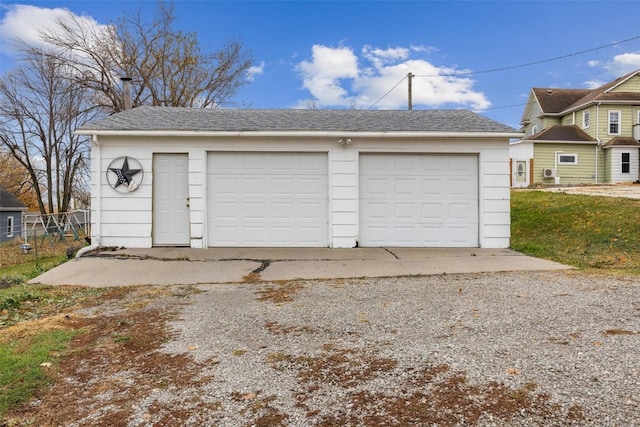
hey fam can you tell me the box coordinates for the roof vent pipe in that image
[121,77,132,111]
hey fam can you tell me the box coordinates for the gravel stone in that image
[150,271,640,426]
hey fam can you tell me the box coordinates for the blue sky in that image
[1,0,640,129]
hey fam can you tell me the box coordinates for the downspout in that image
[595,102,602,184]
[554,151,562,185]
[76,134,101,258]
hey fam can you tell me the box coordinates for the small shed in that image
[77,108,522,249]
[0,185,27,243]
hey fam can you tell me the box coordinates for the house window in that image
[558,154,578,165]
[609,111,621,135]
[531,125,538,136]
[583,110,590,128]
[7,216,14,238]
[622,153,631,174]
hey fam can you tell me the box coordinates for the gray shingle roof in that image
[77,107,518,134]
[0,185,26,210]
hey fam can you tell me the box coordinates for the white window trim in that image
[608,110,621,135]
[531,125,538,136]
[583,110,590,129]
[558,153,578,165]
[7,216,14,238]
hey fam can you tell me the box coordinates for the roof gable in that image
[528,70,640,116]
[0,185,27,210]
[77,108,519,134]
[564,69,640,111]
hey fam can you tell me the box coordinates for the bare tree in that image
[0,50,97,214]
[39,1,253,112]
[1,1,251,214]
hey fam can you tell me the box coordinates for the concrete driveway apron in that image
[29,247,571,287]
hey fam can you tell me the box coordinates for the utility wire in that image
[414,35,640,78]
[367,34,640,109]
[367,75,408,110]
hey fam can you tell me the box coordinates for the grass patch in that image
[0,283,106,328]
[0,328,82,417]
[511,190,640,273]
[0,238,86,281]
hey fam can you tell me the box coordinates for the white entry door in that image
[207,152,328,247]
[153,153,190,246]
[359,153,479,247]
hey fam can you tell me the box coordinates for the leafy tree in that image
[39,0,253,112]
[0,151,40,211]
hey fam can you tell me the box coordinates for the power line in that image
[368,34,640,110]
[367,75,408,110]
[414,35,640,78]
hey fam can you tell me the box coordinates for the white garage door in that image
[207,152,328,247]
[359,154,478,247]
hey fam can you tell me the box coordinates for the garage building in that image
[76,108,521,249]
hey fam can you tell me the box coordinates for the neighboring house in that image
[0,185,27,243]
[76,108,521,249]
[510,69,640,186]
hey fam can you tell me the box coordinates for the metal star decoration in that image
[109,156,142,188]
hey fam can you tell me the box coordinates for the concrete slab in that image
[259,252,570,281]
[28,247,572,287]
[529,184,640,199]
[30,258,262,287]
[113,247,396,261]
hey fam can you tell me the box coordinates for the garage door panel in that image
[450,202,475,220]
[298,177,325,196]
[362,178,388,195]
[422,202,444,220]
[395,179,417,196]
[360,154,478,247]
[208,152,328,247]
[421,178,444,195]
[396,202,418,219]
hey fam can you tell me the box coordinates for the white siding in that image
[608,147,639,183]
[92,135,511,249]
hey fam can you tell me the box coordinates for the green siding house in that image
[510,69,640,186]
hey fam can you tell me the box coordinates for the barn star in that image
[109,156,141,188]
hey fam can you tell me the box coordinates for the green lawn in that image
[511,190,640,273]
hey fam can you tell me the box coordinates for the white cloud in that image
[247,61,265,82]
[0,4,105,54]
[295,43,490,110]
[607,52,640,73]
[295,44,359,107]
[588,51,640,77]
[584,80,605,89]
[362,45,410,67]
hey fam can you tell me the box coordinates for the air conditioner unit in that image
[542,168,556,178]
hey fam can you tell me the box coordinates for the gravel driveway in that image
[124,270,639,427]
[35,270,638,426]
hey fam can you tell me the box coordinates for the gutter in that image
[75,130,525,139]
[77,134,101,257]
